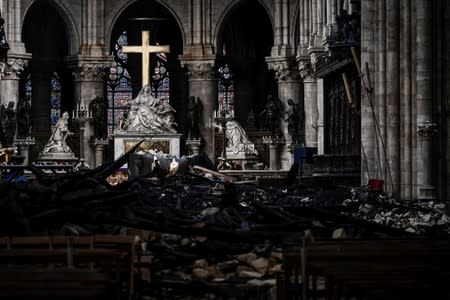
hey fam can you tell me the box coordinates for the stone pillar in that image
[13,137,35,165]
[0,0,30,109]
[376,0,388,184]
[316,78,325,154]
[301,73,318,148]
[417,122,437,200]
[386,0,400,197]
[360,0,376,185]
[66,58,112,167]
[262,136,284,170]
[90,138,109,167]
[0,56,29,107]
[180,60,217,159]
[326,0,338,38]
[186,138,201,156]
[266,57,301,170]
[401,0,413,200]
[416,0,436,200]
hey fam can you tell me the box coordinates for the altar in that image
[113,132,182,159]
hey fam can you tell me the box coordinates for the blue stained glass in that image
[50,73,62,125]
[151,57,170,102]
[25,74,32,98]
[218,64,234,113]
[106,31,133,137]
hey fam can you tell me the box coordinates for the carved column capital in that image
[297,57,313,79]
[0,55,31,79]
[65,56,114,82]
[308,46,328,72]
[181,60,217,80]
[417,121,437,138]
[266,56,300,82]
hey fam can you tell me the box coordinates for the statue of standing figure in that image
[17,96,32,138]
[187,96,201,139]
[286,98,300,145]
[43,111,73,153]
[1,101,17,147]
[89,96,108,139]
[259,94,282,135]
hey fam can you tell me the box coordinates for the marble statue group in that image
[119,84,177,134]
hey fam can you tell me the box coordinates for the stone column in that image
[303,75,318,148]
[179,60,217,159]
[401,0,413,200]
[262,136,284,170]
[90,138,109,167]
[376,0,387,184]
[14,137,35,165]
[266,57,301,170]
[416,0,436,200]
[186,138,202,156]
[0,0,30,110]
[66,58,112,167]
[316,78,325,154]
[417,122,437,200]
[386,0,400,197]
[360,0,376,186]
[0,56,29,107]
[326,0,338,38]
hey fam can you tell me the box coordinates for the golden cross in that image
[121,30,170,87]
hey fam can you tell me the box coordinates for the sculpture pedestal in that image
[262,136,284,170]
[90,138,109,167]
[113,132,182,160]
[37,152,78,165]
[186,138,202,156]
[14,137,36,165]
[226,151,260,170]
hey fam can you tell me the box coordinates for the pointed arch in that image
[214,0,274,50]
[22,0,80,55]
[105,0,185,51]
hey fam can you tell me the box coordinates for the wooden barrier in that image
[0,235,135,300]
[280,239,450,300]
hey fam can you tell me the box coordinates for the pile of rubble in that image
[1,146,449,298]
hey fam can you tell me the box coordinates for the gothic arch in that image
[105,0,185,51]
[214,0,275,128]
[22,0,80,56]
[214,0,274,50]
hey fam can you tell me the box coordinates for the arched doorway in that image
[22,0,73,145]
[107,0,185,138]
[216,0,274,129]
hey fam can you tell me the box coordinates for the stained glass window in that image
[106,31,133,137]
[218,64,234,113]
[151,51,170,104]
[25,74,32,99]
[50,72,62,126]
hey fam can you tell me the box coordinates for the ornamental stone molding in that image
[65,56,113,82]
[297,57,313,79]
[266,57,300,82]
[181,61,216,80]
[308,46,328,72]
[0,56,30,79]
[417,121,437,138]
